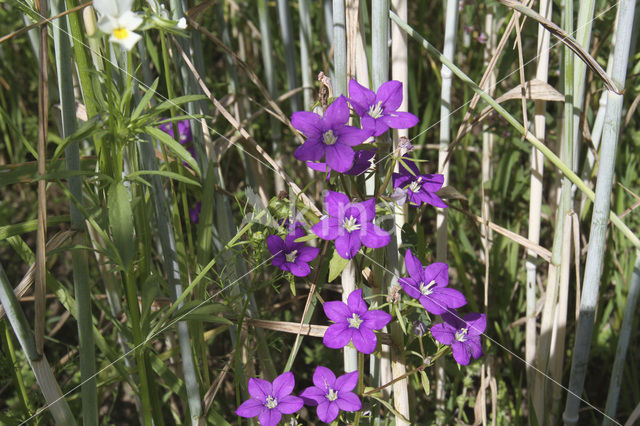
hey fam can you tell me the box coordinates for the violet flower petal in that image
[259,409,281,426]
[334,370,358,392]
[376,80,403,111]
[299,386,325,405]
[317,400,340,423]
[346,289,367,314]
[272,372,295,399]
[451,341,472,365]
[324,95,350,125]
[324,301,351,323]
[424,262,449,287]
[294,138,324,162]
[312,217,341,240]
[323,323,352,349]
[430,323,455,345]
[335,232,361,259]
[312,366,337,389]
[361,309,392,330]
[266,235,285,255]
[291,111,324,138]
[325,143,355,173]
[248,377,271,400]
[277,395,304,414]
[383,111,419,130]
[352,326,377,354]
[336,392,362,412]
[235,398,264,418]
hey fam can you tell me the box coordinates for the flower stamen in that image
[408,177,423,193]
[455,327,469,342]
[368,101,384,119]
[285,250,298,263]
[419,279,437,296]
[113,27,129,40]
[347,313,363,329]
[323,130,337,146]
[342,216,361,232]
[265,395,278,409]
[326,388,339,402]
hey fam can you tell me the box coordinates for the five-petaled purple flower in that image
[348,79,419,137]
[399,249,466,315]
[235,371,304,426]
[431,311,486,365]
[312,191,390,259]
[300,366,361,424]
[323,289,391,354]
[267,226,319,277]
[292,96,372,173]
[392,156,447,208]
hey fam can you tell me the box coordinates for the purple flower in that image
[235,372,304,426]
[300,366,361,423]
[292,96,372,173]
[189,201,201,224]
[392,156,447,208]
[430,311,486,365]
[158,119,192,144]
[399,249,466,315]
[348,79,419,137]
[323,289,391,354]
[267,226,319,277]
[306,149,376,178]
[312,191,390,259]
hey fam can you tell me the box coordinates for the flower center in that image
[113,27,129,40]
[326,388,339,402]
[347,313,363,329]
[285,250,298,263]
[455,327,469,342]
[342,216,361,232]
[419,279,437,296]
[368,101,384,119]
[265,395,278,409]
[323,129,337,146]
[408,177,423,193]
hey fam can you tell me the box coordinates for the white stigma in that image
[368,101,384,119]
[348,313,363,329]
[455,327,469,342]
[323,129,337,145]
[285,250,298,263]
[265,395,278,409]
[342,216,361,232]
[326,388,339,402]
[419,279,436,296]
[408,177,423,193]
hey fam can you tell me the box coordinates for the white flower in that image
[94,0,143,51]
[176,17,187,30]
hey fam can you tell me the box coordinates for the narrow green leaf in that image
[127,170,201,187]
[419,370,430,396]
[107,182,135,269]
[146,126,201,176]
[328,250,349,282]
[131,78,159,120]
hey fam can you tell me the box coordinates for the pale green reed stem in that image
[535,0,575,418]
[276,0,300,112]
[0,263,76,426]
[299,0,313,110]
[526,0,552,399]
[435,0,458,421]
[51,1,97,423]
[257,0,285,192]
[603,251,640,425]
[563,0,638,423]
[389,11,640,250]
[332,0,347,95]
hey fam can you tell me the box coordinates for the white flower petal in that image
[177,17,187,29]
[119,11,143,31]
[110,31,142,51]
[93,0,119,17]
[97,15,118,34]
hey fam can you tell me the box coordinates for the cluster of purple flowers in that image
[238,79,486,424]
[236,367,361,425]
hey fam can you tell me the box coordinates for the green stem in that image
[1,321,32,416]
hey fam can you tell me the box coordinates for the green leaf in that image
[127,170,201,187]
[131,78,159,120]
[146,126,201,176]
[419,370,430,396]
[365,390,412,423]
[293,233,317,243]
[172,301,232,324]
[107,182,135,269]
[328,250,349,282]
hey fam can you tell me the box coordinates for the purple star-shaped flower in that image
[323,289,391,354]
[306,149,377,179]
[431,311,486,365]
[399,249,466,315]
[235,371,304,426]
[300,366,361,423]
[267,226,319,277]
[348,79,419,137]
[158,119,193,144]
[312,191,390,259]
[392,156,447,208]
[292,96,372,173]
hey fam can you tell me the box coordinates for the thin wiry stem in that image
[564,0,638,423]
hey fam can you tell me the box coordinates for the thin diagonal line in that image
[360,251,621,425]
[18,253,279,426]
